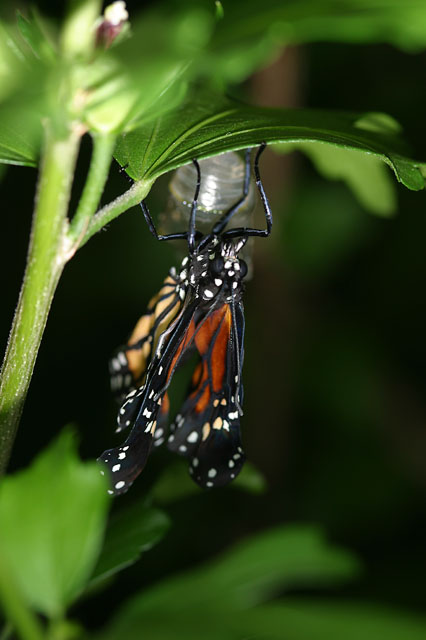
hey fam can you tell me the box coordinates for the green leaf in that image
[114,92,424,193]
[161,0,426,86]
[205,525,360,606]
[98,525,360,639]
[16,10,56,63]
[246,599,426,640]
[208,0,426,55]
[0,430,109,618]
[89,501,170,587]
[0,107,41,167]
[0,20,45,166]
[279,142,397,216]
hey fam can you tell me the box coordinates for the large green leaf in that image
[115,93,424,193]
[97,524,426,640]
[89,501,170,587]
[0,430,109,618]
[98,525,359,639]
[205,525,359,606]
[3,2,426,174]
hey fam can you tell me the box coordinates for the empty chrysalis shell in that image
[160,151,256,274]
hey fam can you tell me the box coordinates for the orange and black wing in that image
[167,301,246,488]
[99,300,198,495]
[110,270,182,432]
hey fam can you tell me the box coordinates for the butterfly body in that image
[99,145,271,495]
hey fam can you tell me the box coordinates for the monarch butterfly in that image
[99,143,272,495]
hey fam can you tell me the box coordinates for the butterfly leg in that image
[140,158,202,248]
[210,148,253,236]
[221,142,273,240]
[140,200,189,242]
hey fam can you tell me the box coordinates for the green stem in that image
[78,178,154,249]
[67,132,117,251]
[0,553,44,640]
[0,124,81,474]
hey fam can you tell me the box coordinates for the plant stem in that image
[0,124,81,474]
[67,131,117,252]
[78,178,154,249]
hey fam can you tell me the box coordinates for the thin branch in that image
[78,178,154,249]
[67,131,117,254]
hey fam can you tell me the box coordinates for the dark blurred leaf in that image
[0,430,109,617]
[98,597,426,640]
[279,142,396,216]
[89,501,170,587]
[151,461,203,504]
[205,525,360,606]
[232,461,268,494]
[293,321,412,534]
[99,610,236,640]
[208,0,426,55]
[98,525,360,639]
[119,0,426,94]
[115,92,424,192]
[152,460,266,505]
[246,599,426,640]
[284,181,373,279]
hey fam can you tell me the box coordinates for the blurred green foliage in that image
[98,525,360,639]
[152,459,267,504]
[279,142,397,216]
[89,499,171,587]
[0,430,109,618]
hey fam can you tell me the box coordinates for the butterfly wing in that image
[99,300,198,495]
[110,271,182,411]
[168,301,246,488]
[110,272,184,437]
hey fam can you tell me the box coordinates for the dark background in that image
[1,2,425,627]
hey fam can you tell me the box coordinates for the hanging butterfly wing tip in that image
[97,447,132,496]
[190,449,246,489]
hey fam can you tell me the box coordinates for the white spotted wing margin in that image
[109,270,182,410]
[98,301,198,496]
[168,301,246,489]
